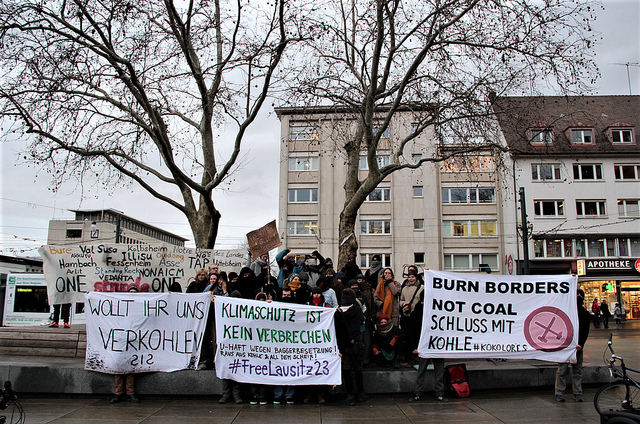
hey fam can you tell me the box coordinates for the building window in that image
[413,219,424,231]
[288,188,318,203]
[441,155,495,172]
[534,237,639,258]
[614,164,640,180]
[66,229,82,238]
[573,164,603,180]
[444,254,498,272]
[411,154,422,163]
[365,188,391,202]
[442,187,495,204]
[360,220,391,235]
[533,200,564,217]
[530,129,553,145]
[360,253,392,269]
[289,125,318,141]
[413,186,423,197]
[570,129,594,144]
[289,156,318,171]
[442,221,497,237]
[287,221,318,235]
[359,155,390,170]
[531,164,561,181]
[618,199,640,217]
[610,128,634,144]
[372,124,390,139]
[576,200,606,217]
[414,252,425,264]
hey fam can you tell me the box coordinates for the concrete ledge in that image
[0,360,615,396]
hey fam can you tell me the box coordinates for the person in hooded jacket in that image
[336,288,369,406]
[340,254,362,282]
[365,255,384,292]
[229,267,259,300]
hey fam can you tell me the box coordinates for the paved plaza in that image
[12,387,603,424]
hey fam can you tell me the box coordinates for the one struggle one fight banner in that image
[417,270,578,363]
[84,292,211,374]
[214,297,341,385]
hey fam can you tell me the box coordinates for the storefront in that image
[577,258,640,320]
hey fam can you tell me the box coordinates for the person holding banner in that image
[49,303,71,328]
[555,288,591,403]
[110,286,141,404]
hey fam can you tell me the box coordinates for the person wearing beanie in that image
[337,288,369,406]
[284,274,311,304]
[317,276,338,307]
[555,286,591,402]
[371,314,405,369]
[276,248,302,288]
[340,253,362,282]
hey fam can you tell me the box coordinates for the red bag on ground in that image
[445,364,470,398]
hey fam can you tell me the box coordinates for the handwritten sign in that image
[214,297,341,385]
[246,220,282,258]
[417,270,578,363]
[84,292,211,374]
[38,244,249,304]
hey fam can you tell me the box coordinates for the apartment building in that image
[495,95,640,318]
[275,106,514,276]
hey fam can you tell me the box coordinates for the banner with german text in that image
[84,292,211,373]
[214,297,341,385]
[417,270,578,363]
[38,244,248,304]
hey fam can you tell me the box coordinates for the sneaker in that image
[128,395,140,403]
[318,394,326,404]
[110,395,123,404]
[260,398,268,405]
[356,392,369,402]
[342,395,356,406]
[234,395,243,404]
[408,395,421,403]
[63,323,70,329]
[273,397,282,405]
[555,395,565,402]
[49,322,59,328]
[303,395,312,404]
[286,398,295,405]
[250,397,258,405]
[436,395,449,403]
[219,395,231,404]
[574,395,583,402]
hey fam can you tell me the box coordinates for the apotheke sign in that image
[585,259,636,271]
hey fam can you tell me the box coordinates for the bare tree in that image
[0,0,303,248]
[283,0,600,267]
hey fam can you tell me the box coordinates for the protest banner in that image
[84,292,211,374]
[246,220,282,258]
[417,270,578,363]
[38,244,248,304]
[214,296,341,385]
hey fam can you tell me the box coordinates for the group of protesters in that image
[181,248,446,406]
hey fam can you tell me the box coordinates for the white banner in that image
[214,297,341,385]
[38,244,249,304]
[84,292,211,374]
[417,270,578,363]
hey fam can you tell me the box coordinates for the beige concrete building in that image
[275,107,513,275]
[47,209,187,247]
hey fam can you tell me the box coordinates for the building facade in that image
[495,95,640,319]
[47,209,187,247]
[275,107,515,277]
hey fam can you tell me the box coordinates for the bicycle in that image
[593,334,640,418]
[0,381,25,424]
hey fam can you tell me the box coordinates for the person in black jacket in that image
[555,287,591,402]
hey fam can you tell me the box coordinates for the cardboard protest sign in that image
[417,270,578,363]
[38,244,248,304]
[214,297,341,385]
[246,220,282,258]
[84,292,211,374]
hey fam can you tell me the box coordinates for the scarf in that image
[375,277,395,318]
[376,319,393,336]
[288,278,301,291]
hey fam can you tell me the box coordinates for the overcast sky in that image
[1,1,639,257]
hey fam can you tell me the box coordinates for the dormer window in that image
[570,128,594,144]
[530,128,553,145]
[610,128,635,144]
